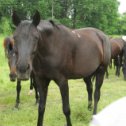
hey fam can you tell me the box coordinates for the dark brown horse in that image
[109,37,126,77]
[12,11,111,126]
[3,36,39,108]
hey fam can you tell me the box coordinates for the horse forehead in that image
[15,28,37,43]
[15,21,35,35]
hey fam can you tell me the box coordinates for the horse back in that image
[110,38,124,58]
[73,28,111,65]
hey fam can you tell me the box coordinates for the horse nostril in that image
[17,64,30,73]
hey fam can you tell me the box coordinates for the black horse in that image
[3,36,39,108]
[12,11,111,126]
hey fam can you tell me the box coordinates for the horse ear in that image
[32,10,40,27]
[12,11,21,26]
[49,20,55,26]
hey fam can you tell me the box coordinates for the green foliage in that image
[116,13,126,35]
[74,0,119,34]
[0,35,8,67]
[0,0,125,35]
[59,18,72,27]
[0,17,12,34]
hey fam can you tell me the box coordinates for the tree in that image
[0,0,124,35]
[70,0,119,33]
[117,13,126,35]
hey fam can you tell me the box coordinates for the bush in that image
[0,17,12,35]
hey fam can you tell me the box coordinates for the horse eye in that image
[32,50,36,56]
[14,48,18,55]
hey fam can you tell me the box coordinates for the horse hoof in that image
[28,90,33,95]
[15,104,19,109]
[12,106,19,110]
[88,106,92,111]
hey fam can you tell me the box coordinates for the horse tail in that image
[96,30,111,66]
[102,35,111,65]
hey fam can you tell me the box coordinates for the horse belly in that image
[74,59,100,77]
[72,45,102,77]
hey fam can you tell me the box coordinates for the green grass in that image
[0,35,126,126]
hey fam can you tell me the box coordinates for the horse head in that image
[12,10,40,80]
[3,37,17,81]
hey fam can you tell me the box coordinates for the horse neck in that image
[37,31,59,57]
[36,24,76,60]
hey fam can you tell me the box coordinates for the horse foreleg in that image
[28,75,34,95]
[84,77,93,111]
[115,55,121,77]
[105,67,109,78]
[93,66,105,114]
[15,80,21,108]
[33,75,39,104]
[55,78,72,126]
[37,78,50,126]
[28,71,34,95]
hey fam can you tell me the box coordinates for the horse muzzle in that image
[9,73,17,82]
[17,71,30,81]
[16,63,31,80]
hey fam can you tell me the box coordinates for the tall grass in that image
[0,35,126,126]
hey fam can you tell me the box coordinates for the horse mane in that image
[37,20,71,35]
[49,20,56,27]
[37,20,52,35]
